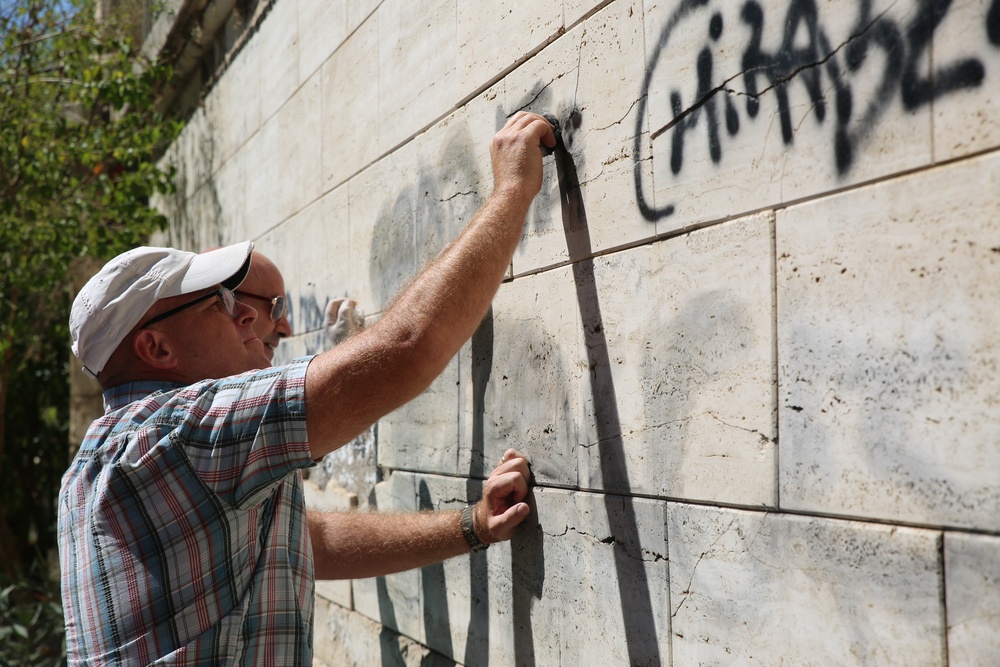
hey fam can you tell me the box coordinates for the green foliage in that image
[0,566,65,667]
[0,0,183,614]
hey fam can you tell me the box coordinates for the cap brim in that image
[172,241,254,296]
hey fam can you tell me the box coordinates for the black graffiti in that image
[990,0,1000,45]
[635,0,994,221]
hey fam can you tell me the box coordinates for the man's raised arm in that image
[305,112,555,458]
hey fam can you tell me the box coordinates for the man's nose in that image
[235,300,258,326]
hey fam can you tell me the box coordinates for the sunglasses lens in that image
[271,296,286,322]
[220,288,238,317]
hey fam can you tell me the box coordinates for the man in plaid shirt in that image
[59,112,556,665]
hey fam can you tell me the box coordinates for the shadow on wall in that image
[549,107,663,665]
[643,289,760,501]
[366,98,658,661]
[419,481,454,661]
[483,312,579,487]
[368,127,485,307]
[781,313,989,526]
[465,311,492,665]
[366,124,492,667]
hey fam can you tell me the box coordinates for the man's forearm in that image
[305,113,554,458]
[308,508,470,580]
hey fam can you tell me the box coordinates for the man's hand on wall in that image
[490,111,558,204]
[474,448,533,544]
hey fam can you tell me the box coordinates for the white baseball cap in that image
[70,241,255,377]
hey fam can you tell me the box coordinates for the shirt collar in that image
[103,380,187,412]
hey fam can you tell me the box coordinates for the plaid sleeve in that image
[151,357,315,509]
[59,357,319,664]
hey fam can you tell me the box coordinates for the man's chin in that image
[244,337,273,365]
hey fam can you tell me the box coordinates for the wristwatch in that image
[461,506,489,552]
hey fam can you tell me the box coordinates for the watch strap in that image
[461,505,489,552]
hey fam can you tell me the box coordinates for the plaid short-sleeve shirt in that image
[58,357,318,666]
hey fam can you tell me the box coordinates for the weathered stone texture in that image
[777,152,1000,530]
[154,0,1000,663]
[581,212,777,504]
[945,531,1000,666]
[320,15,380,191]
[668,504,945,666]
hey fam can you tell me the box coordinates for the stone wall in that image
[152,0,1000,664]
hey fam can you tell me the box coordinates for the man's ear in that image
[133,329,178,370]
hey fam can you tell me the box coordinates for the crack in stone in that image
[439,190,475,202]
[595,97,642,133]
[544,525,667,563]
[672,516,736,619]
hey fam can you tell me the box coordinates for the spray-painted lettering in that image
[635,0,997,221]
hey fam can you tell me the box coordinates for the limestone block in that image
[352,471,423,641]
[377,355,461,475]
[460,266,587,489]
[463,82,512,186]
[149,185,180,246]
[488,486,670,666]
[344,174,401,322]
[243,116,283,237]
[930,0,1000,161]
[321,15,379,191]
[564,0,614,27]
[313,595,450,667]
[391,112,488,288]
[203,35,260,168]
[456,0,564,95]
[354,100,497,299]
[255,0,299,123]
[261,185,352,337]
[348,86,502,317]
[269,328,324,366]
[640,0,933,233]
[153,138,224,253]
[350,146,412,311]
[356,111,497,476]
[271,75,324,229]
[505,0,654,273]
[668,504,944,666]
[377,0,460,153]
[579,213,777,505]
[777,152,1000,530]
[207,155,248,245]
[945,531,1000,666]
[347,0,380,35]
[304,477,360,513]
[297,0,348,83]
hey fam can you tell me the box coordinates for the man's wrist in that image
[460,505,489,552]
